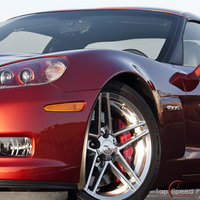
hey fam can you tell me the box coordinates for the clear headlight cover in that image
[0,56,68,88]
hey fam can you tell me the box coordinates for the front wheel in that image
[76,81,160,200]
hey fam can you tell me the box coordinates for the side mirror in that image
[194,64,200,78]
[169,65,200,92]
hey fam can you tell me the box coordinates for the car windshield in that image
[0,10,180,60]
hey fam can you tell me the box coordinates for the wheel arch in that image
[109,73,159,122]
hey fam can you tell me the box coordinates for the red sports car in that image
[0,7,199,200]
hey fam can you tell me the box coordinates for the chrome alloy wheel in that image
[84,89,153,200]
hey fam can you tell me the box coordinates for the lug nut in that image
[89,140,100,149]
[96,157,101,163]
[89,141,96,148]
[103,130,109,138]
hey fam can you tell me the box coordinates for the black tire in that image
[73,81,160,200]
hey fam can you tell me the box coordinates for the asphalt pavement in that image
[0,190,199,200]
[146,190,200,199]
[0,191,68,200]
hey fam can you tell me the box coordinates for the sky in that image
[0,0,199,22]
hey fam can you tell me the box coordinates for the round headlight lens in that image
[45,61,66,82]
[20,69,34,83]
[0,70,12,84]
[0,56,68,88]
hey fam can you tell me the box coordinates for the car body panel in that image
[0,49,186,188]
[174,66,200,176]
[0,83,98,184]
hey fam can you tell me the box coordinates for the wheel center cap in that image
[102,140,115,155]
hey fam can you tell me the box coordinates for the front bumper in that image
[0,83,99,189]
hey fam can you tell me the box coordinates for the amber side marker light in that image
[44,102,86,112]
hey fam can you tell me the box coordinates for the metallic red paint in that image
[0,49,188,188]
[0,83,100,183]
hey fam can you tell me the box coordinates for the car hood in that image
[0,53,39,65]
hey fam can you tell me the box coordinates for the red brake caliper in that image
[115,119,134,182]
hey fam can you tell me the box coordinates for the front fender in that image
[51,49,186,187]
[51,49,149,92]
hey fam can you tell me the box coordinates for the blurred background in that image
[0,0,199,22]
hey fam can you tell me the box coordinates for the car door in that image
[174,21,200,175]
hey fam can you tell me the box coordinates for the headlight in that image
[0,70,12,84]
[0,56,68,88]
[20,69,34,83]
[45,61,66,82]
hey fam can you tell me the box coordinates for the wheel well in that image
[110,73,158,121]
